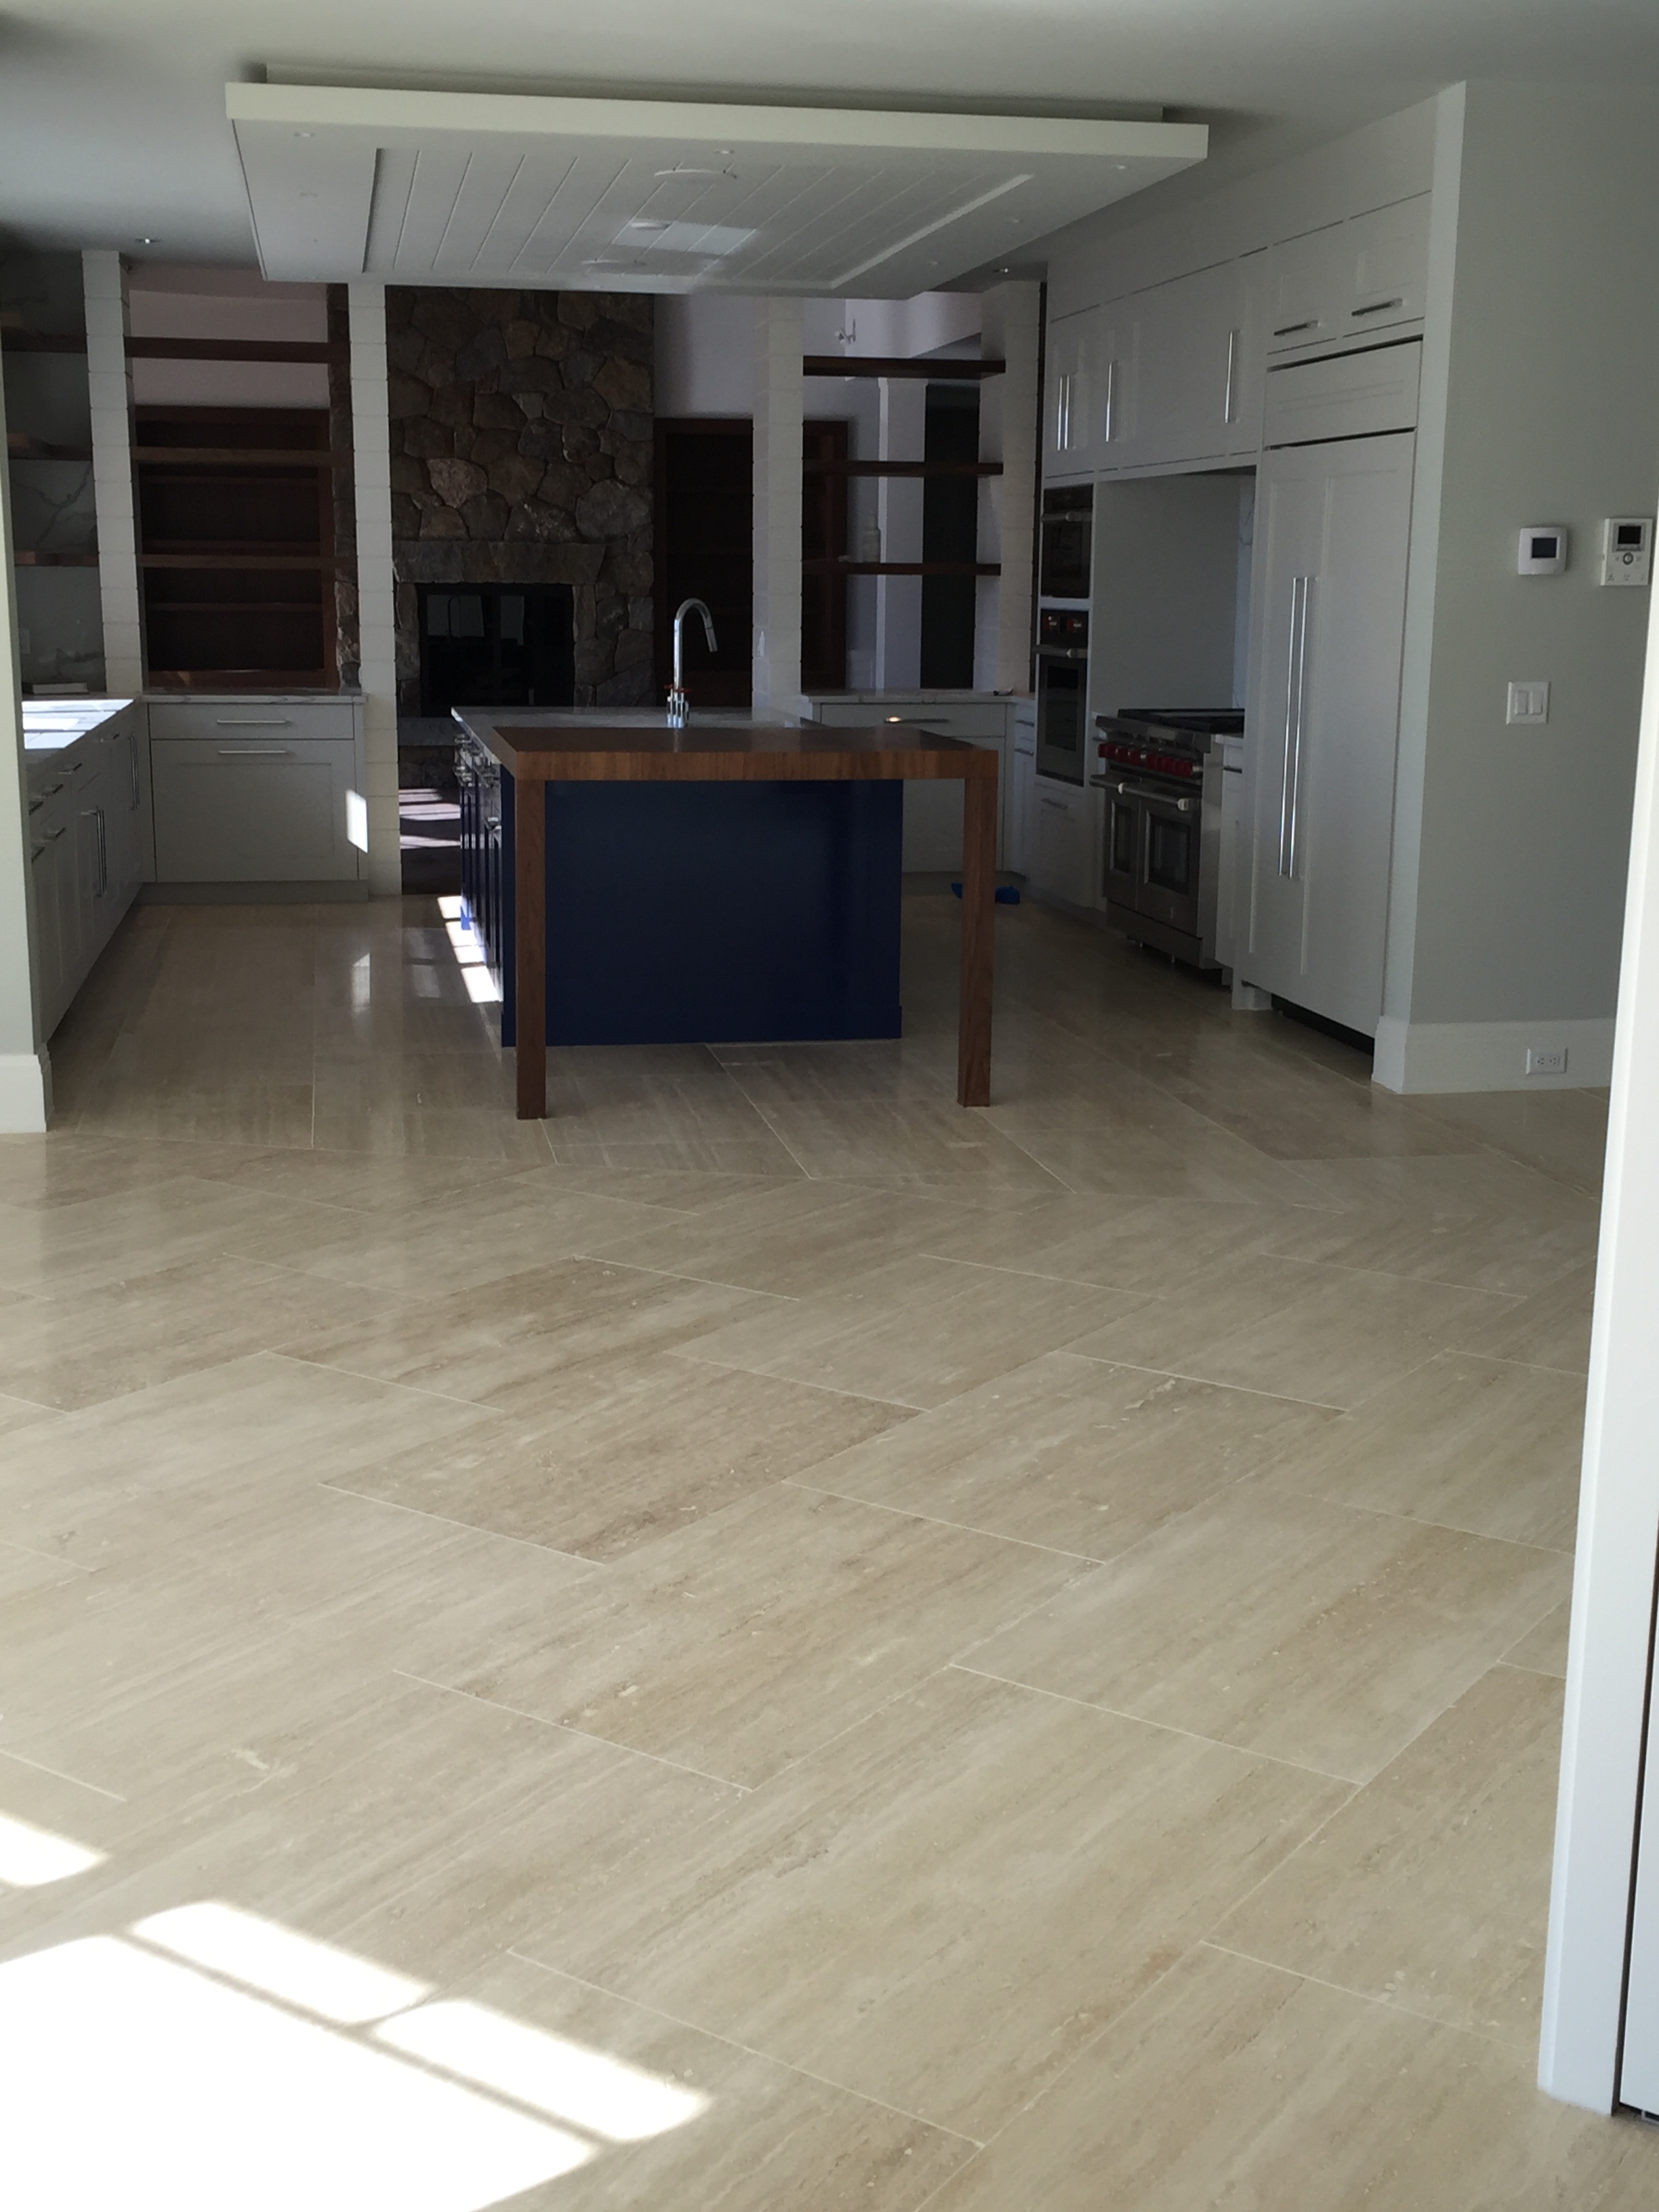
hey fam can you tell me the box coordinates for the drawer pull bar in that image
[1273,319,1318,337]
[1351,297,1404,318]
[216,746,293,757]
[213,717,295,727]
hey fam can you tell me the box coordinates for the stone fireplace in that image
[386,287,655,746]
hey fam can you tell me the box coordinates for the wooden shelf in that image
[14,549,98,567]
[804,355,1004,381]
[7,436,93,462]
[146,599,322,613]
[125,337,342,364]
[131,447,336,467]
[804,560,1002,577]
[139,552,344,571]
[0,321,87,354]
[802,459,1002,478]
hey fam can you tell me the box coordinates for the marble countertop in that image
[22,697,135,752]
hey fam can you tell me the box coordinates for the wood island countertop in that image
[468,716,998,784]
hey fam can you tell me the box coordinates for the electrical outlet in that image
[1507,680,1551,726]
[1526,1046,1568,1076]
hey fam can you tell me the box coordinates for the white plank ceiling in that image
[227,83,1206,296]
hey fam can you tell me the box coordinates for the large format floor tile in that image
[515,1666,1348,2137]
[920,1945,1658,2212]
[1218,1664,1563,2043]
[679,1252,1148,1410]
[408,1483,1088,1788]
[969,1483,1570,1780]
[802,1353,1336,1559]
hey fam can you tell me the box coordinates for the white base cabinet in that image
[1008,703,1038,876]
[807,695,1011,870]
[148,697,365,885]
[1027,775,1100,909]
[1236,430,1416,1036]
[24,699,147,1038]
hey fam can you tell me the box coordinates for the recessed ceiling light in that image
[627,220,669,231]
[134,236,155,245]
[294,130,313,139]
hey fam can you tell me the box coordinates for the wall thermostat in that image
[1600,517,1654,588]
[1517,527,1568,577]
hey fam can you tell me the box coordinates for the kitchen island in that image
[452,710,998,1119]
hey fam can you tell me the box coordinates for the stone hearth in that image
[386,288,654,716]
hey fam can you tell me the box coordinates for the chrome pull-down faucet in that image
[667,598,717,726]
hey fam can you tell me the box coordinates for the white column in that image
[875,377,926,692]
[975,281,1041,694]
[752,296,803,718]
[0,363,48,1130]
[1540,528,1659,2110]
[348,283,400,895]
[81,251,143,697]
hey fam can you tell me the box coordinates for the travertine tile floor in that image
[1,890,1653,2206]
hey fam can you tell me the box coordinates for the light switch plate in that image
[1507,680,1551,725]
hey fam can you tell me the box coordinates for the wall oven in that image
[1036,609,1090,783]
[1093,709,1242,968]
[1039,485,1093,602]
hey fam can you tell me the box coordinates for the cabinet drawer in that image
[151,740,361,882]
[1264,340,1420,447]
[146,699,358,745]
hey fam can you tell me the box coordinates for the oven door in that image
[1135,785,1203,936]
[1103,785,1145,916]
[1035,650,1088,783]
[1040,513,1092,602]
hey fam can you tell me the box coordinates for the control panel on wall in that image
[1517,527,1568,577]
[1600,518,1654,588]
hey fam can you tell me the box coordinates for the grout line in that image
[1,1536,96,1574]
[504,1952,983,2146]
[264,1349,512,1414]
[1060,1350,1349,1414]
[0,1746,129,1801]
[388,1669,751,1795]
[668,1348,933,1413]
[1196,1939,1534,2049]
[947,1664,1359,1785]
[317,1482,594,1567]
[780,1477,1110,1565]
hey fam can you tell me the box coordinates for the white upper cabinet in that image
[1123,260,1269,471]
[1044,306,1103,478]
[1266,194,1430,355]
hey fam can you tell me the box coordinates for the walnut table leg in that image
[957,765,996,1108]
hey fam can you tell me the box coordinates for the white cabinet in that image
[148,695,365,885]
[1237,430,1416,1036]
[152,739,363,883]
[1045,306,1105,478]
[809,696,1010,870]
[1008,703,1037,876]
[1027,775,1099,909]
[1266,195,1430,356]
[1130,262,1242,470]
[23,701,148,1039]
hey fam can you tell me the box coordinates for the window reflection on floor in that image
[0,1831,710,2211]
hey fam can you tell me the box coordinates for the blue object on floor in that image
[949,882,1021,904]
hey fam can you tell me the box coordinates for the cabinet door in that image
[1227,250,1271,456]
[1265,224,1349,354]
[152,741,361,882]
[1044,307,1101,477]
[1242,432,1416,1035]
[900,733,1007,869]
[1029,780,1097,907]
[1344,194,1431,336]
[1133,262,1241,468]
[1009,741,1036,876]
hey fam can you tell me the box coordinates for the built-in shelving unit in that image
[1,266,106,691]
[804,355,1006,380]
[135,403,341,691]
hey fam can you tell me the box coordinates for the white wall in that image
[1376,83,1659,1094]
[0,366,49,1130]
[654,293,756,417]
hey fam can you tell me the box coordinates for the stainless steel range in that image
[1092,708,1243,970]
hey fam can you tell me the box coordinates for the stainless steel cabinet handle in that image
[1056,371,1073,451]
[128,729,140,807]
[1277,575,1312,880]
[1223,329,1240,425]
[1039,795,1070,811]
[1351,297,1404,317]
[216,746,293,757]
[1273,318,1318,337]
[44,825,66,842]
[214,717,294,726]
[1104,357,1119,443]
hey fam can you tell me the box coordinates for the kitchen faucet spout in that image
[668,598,717,726]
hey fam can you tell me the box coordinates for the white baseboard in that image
[1373,1016,1615,1094]
[0,1049,51,1132]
